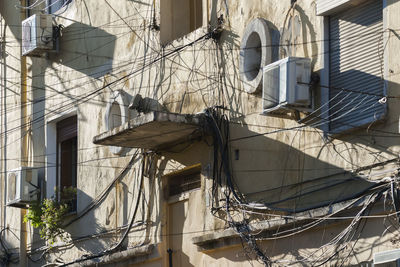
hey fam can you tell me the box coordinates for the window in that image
[47,0,71,14]
[160,0,203,44]
[319,0,385,133]
[56,116,77,211]
[165,164,201,198]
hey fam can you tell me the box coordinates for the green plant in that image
[24,187,76,245]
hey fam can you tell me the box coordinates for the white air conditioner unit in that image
[22,14,54,57]
[262,57,312,115]
[6,167,39,208]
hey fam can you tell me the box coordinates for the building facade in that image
[0,0,400,266]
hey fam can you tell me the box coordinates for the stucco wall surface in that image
[0,0,400,266]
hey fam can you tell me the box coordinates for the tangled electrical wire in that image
[205,107,271,266]
[205,106,400,266]
[0,228,19,265]
[50,151,150,267]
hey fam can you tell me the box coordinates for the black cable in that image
[391,177,400,223]
[57,152,146,267]
[0,228,11,264]
[206,107,271,265]
[2,35,400,147]
[62,152,138,228]
[0,24,216,152]
[0,29,213,152]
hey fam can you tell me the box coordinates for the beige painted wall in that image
[0,0,400,266]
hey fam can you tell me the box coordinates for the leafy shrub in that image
[24,187,76,245]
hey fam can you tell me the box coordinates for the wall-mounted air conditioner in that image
[6,167,39,208]
[262,57,312,115]
[22,14,54,57]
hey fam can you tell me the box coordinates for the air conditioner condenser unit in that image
[262,57,312,115]
[22,14,54,57]
[6,167,39,208]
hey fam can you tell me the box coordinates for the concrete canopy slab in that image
[93,111,206,151]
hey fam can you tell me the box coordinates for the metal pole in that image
[167,248,173,267]
[20,1,28,266]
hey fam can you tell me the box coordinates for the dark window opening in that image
[57,116,77,212]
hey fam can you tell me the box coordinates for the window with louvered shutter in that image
[56,116,77,211]
[166,164,201,198]
[328,0,385,133]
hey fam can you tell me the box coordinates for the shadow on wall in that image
[230,120,395,213]
[0,228,22,265]
[166,118,390,213]
[160,67,400,214]
[49,22,116,79]
[152,1,399,213]
[0,2,23,43]
[280,4,318,65]
[63,188,108,255]
[30,58,46,208]
[317,70,386,134]
[58,154,147,258]
[222,64,399,213]
[127,0,151,5]
[221,61,398,214]
[25,188,107,265]
[206,210,398,265]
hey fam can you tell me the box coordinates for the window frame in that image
[319,0,389,135]
[56,116,77,212]
[164,164,202,203]
[45,109,78,204]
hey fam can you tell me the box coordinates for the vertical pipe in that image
[167,248,173,267]
[290,5,295,56]
[0,11,3,231]
[20,1,28,266]
[206,0,209,25]
[1,13,7,231]
[116,179,119,232]
[0,13,3,230]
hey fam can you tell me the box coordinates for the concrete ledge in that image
[192,198,371,252]
[93,111,206,151]
[71,244,157,267]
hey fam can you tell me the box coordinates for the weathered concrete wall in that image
[0,2,29,266]
[1,0,400,266]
